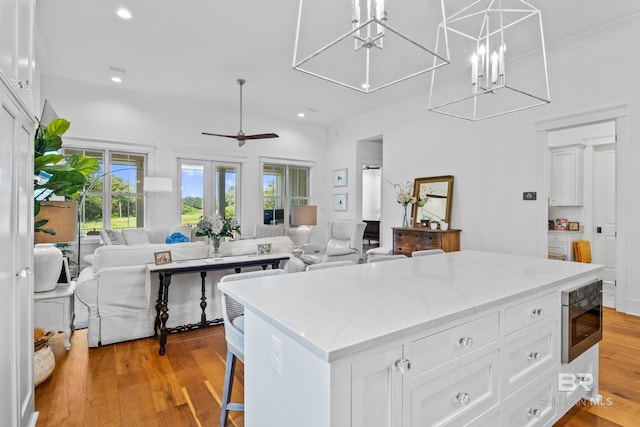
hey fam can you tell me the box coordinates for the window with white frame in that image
[63,148,147,235]
[263,163,310,226]
[179,159,240,226]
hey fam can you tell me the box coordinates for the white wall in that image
[325,18,640,314]
[40,76,331,242]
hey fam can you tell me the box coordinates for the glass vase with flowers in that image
[195,214,241,258]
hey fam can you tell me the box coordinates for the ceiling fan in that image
[202,78,279,147]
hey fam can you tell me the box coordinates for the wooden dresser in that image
[392,227,461,256]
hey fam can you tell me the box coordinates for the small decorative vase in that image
[401,203,410,228]
[209,236,221,258]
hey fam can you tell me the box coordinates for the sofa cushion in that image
[165,232,190,244]
[102,229,127,245]
[122,228,151,245]
[92,241,208,271]
[220,236,295,257]
[146,226,194,244]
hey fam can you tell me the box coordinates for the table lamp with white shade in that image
[291,205,317,246]
[33,201,78,292]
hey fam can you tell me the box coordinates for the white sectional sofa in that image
[75,229,304,347]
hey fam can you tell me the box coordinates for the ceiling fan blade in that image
[238,133,279,140]
[201,132,240,139]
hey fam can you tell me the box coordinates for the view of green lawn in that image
[82,210,203,233]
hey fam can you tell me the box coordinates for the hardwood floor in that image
[35,308,640,426]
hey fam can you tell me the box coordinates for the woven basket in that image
[34,330,56,386]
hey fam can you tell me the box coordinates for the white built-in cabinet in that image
[0,0,35,108]
[548,231,584,262]
[549,145,584,206]
[246,288,599,426]
[0,0,37,424]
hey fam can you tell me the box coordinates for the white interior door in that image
[593,144,616,308]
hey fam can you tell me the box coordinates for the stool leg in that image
[220,350,236,427]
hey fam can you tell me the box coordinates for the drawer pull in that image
[528,352,541,361]
[530,308,544,317]
[454,392,471,405]
[528,408,541,418]
[457,337,474,349]
[394,358,411,374]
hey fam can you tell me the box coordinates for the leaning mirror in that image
[411,175,454,226]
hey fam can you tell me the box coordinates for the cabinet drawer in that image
[548,234,569,244]
[502,319,558,397]
[410,312,500,377]
[504,292,558,335]
[405,348,500,427]
[502,370,558,427]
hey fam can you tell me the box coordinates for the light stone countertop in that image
[218,250,602,362]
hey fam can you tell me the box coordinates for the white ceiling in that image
[36,0,640,125]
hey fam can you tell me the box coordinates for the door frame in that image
[536,105,629,313]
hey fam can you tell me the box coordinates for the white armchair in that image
[301,220,366,265]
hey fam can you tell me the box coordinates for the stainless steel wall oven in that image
[562,279,603,363]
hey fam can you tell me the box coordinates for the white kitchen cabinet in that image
[549,145,584,206]
[224,251,603,427]
[548,231,584,261]
[0,70,37,426]
[351,346,403,427]
[0,0,34,108]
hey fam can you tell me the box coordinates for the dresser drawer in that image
[502,370,558,427]
[502,319,558,397]
[548,233,569,244]
[405,348,500,427]
[504,292,558,335]
[410,311,500,377]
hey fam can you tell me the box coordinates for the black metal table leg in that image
[159,272,172,355]
[200,271,208,326]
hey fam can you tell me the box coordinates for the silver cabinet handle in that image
[528,352,541,361]
[16,267,30,278]
[454,392,471,405]
[528,408,541,418]
[394,358,411,374]
[457,337,474,349]
[530,308,544,317]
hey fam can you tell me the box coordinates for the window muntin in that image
[180,160,240,226]
[263,163,310,226]
[63,148,146,235]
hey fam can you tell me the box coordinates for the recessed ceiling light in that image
[111,76,122,83]
[297,113,305,118]
[116,8,132,19]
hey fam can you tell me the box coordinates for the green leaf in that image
[34,153,65,173]
[74,155,100,176]
[46,118,70,137]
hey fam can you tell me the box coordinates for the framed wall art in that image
[334,168,347,187]
[568,221,580,231]
[334,193,347,211]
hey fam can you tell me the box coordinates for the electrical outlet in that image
[271,335,282,376]
[523,191,537,200]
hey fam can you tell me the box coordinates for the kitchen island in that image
[218,250,603,426]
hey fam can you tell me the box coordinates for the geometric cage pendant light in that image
[293,0,450,94]
[428,0,550,120]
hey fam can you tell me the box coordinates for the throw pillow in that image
[122,228,151,245]
[166,232,190,244]
[104,229,126,245]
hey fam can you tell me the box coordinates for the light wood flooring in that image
[35,308,640,426]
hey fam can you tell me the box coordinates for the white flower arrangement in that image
[389,180,429,207]
[195,214,240,239]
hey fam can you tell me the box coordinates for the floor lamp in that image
[76,174,173,272]
[291,205,317,246]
